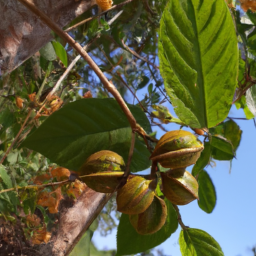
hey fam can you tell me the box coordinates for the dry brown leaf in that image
[51,167,70,181]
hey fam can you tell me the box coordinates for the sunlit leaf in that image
[52,41,68,67]
[179,228,224,256]
[246,84,256,116]
[159,0,238,128]
[198,170,216,213]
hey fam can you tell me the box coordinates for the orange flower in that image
[31,226,51,245]
[37,188,63,214]
[96,0,113,11]
[67,179,86,199]
[28,92,36,102]
[15,96,24,109]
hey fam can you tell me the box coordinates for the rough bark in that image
[0,0,96,75]
[38,187,111,256]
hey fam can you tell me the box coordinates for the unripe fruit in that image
[79,150,125,193]
[129,196,167,235]
[79,150,125,175]
[116,176,156,215]
[161,169,198,205]
[80,171,124,193]
[150,130,204,169]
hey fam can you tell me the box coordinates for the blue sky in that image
[92,105,256,256]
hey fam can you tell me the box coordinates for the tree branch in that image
[65,0,135,32]
[0,179,70,194]
[17,0,136,130]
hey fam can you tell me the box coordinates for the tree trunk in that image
[38,187,111,256]
[0,0,96,75]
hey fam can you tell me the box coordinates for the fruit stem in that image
[173,204,188,230]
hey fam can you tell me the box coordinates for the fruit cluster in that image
[80,130,204,235]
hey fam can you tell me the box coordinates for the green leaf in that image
[198,170,216,213]
[179,228,224,256]
[210,135,234,161]
[39,42,57,61]
[246,84,256,116]
[210,120,242,161]
[137,76,150,90]
[158,0,238,128]
[22,99,151,172]
[211,135,233,156]
[116,200,178,256]
[0,165,12,188]
[192,142,212,176]
[52,41,68,67]
[247,10,256,26]
[243,105,254,120]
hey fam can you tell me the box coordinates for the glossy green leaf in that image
[246,84,256,116]
[210,120,242,161]
[211,135,233,155]
[192,142,212,176]
[179,228,224,256]
[158,0,238,128]
[22,99,151,172]
[116,200,178,255]
[198,170,216,213]
[52,41,68,67]
[211,135,234,160]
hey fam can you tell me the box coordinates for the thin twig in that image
[152,121,168,132]
[121,39,159,70]
[115,72,149,114]
[0,109,32,165]
[232,80,256,104]
[35,34,104,116]
[172,204,188,230]
[17,0,137,130]
[0,179,70,194]
[65,0,134,32]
